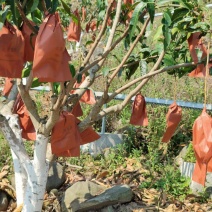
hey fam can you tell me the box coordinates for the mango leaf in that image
[118,67,123,78]
[140,60,147,76]
[125,60,139,80]
[190,22,210,31]
[162,9,172,26]
[31,9,42,25]
[157,0,174,6]
[69,64,76,77]
[147,0,155,24]
[77,73,82,83]
[102,67,110,77]
[10,0,18,25]
[129,1,146,40]
[29,0,39,12]
[22,63,32,78]
[178,0,193,10]
[151,42,164,56]
[172,8,188,23]
[162,9,172,50]
[85,40,94,46]
[31,78,42,88]
[51,0,59,13]
[45,0,51,11]
[153,25,163,41]
[163,54,176,67]
[60,0,71,16]
[0,5,9,29]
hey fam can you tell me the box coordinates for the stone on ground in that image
[46,161,66,192]
[62,181,133,212]
[61,181,107,212]
[0,190,8,211]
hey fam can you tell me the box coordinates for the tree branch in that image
[77,26,130,76]
[98,0,122,68]
[109,62,196,100]
[81,1,114,68]
[17,79,40,130]
[97,50,165,118]
[16,2,38,34]
[108,16,151,85]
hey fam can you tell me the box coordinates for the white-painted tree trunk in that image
[23,134,49,212]
[0,114,49,212]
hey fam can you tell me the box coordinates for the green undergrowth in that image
[67,105,206,201]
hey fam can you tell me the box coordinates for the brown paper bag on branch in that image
[13,95,36,141]
[33,13,72,82]
[192,108,212,186]
[0,21,24,78]
[129,93,148,126]
[162,102,182,143]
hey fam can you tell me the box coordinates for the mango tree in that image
[0,0,210,211]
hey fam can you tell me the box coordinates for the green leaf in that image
[45,0,51,11]
[0,5,9,28]
[118,67,123,78]
[151,42,164,56]
[31,9,42,25]
[162,9,172,26]
[163,54,176,67]
[162,9,172,50]
[22,63,33,78]
[30,0,39,12]
[102,67,110,77]
[85,40,94,46]
[31,78,42,88]
[140,60,147,75]
[77,73,82,83]
[153,25,163,41]
[129,1,146,40]
[147,0,155,24]
[190,22,210,31]
[51,0,59,13]
[172,8,188,23]
[178,0,193,10]
[60,0,71,16]
[10,0,18,25]
[125,60,139,80]
[157,0,174,6]
[69,64,76,77]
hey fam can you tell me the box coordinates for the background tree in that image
[0,0,211,211]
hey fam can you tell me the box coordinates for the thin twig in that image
[81,1,114,68]
[109,62,195,101]
[53,83,65,110]
[25,71,33,92]
[41,0,48,14]
[76,26,130,76]
[108,16,151,85]
[16,2,38,34]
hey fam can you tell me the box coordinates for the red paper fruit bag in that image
[21,21,37,62]
[192,108,212,186]
[67,9,81,42]
[33,13,72,82]
[13,95,36,141]
[0,21,24,78]
[71,74,96,105]
[2,78,13,97]
[51,112,82,157]
[162,102,182,143]
[129,93,148,126]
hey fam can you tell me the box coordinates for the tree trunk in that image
[0,114,49,211]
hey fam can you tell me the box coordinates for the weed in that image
[183,142,196,163]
